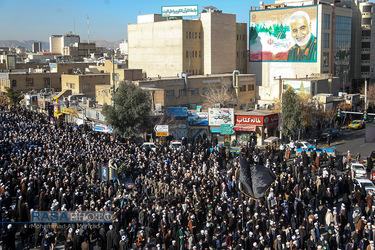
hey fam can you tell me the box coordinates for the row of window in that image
[239,84,255,92]
[166,85,255,98]
[186,50,201,58]
[186,31,200,39]
[237,51,246,58]
[237,34,246,41]
[185,69,201,75]
[9,78,51,88]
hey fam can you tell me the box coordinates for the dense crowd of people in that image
[0,108,374,250]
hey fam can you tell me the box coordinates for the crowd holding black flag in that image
[0,107,374,250]
[239,154,276,200]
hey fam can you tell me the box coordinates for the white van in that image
[142,142,157,152]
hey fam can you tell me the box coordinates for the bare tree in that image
[201,78,237,108]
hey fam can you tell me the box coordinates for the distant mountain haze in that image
[0,40,123,50]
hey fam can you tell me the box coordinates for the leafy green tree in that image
[102,82,151,137]
[4,87,24,106]
[281,87,303,139]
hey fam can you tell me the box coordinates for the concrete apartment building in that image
[338,0,375,88]
[94,73,256,110]
[61,74,110,98]
[32,42,42,53]
[0,70,61,93]
[249,0,352,102]
[128,7,248,77]
[49,32,80,54]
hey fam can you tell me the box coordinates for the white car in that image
[354,178,375,194]
[142,142,157,152]
[351,162,367,179]
[285,141,312,150]
[170,141,182,150]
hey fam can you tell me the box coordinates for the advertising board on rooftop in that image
[249,6,318,62]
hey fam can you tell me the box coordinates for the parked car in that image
[142,142,157,152]
[350,162,367,179]
[354,178,375,194]
[349,120,365,130]
[321,128,340,139]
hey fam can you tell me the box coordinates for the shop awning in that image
[234,125,256,131]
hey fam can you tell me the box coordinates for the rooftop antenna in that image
[74,19,76,34]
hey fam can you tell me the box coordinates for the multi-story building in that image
[61,74,110,98]
[128,7,248,77]
[49,32,80,54]
[94,73,256,110]
[338,0,375,89]
[0,69,60,93]
[249,1,352,101]
[32,42,42,53]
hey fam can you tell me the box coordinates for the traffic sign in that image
[156,132,168,137]
[154,125,168,133]
[221,124,234,135]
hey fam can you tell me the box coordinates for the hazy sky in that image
[0,0,271,42]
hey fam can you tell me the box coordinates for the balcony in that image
[362,60,371,65]
[362,48,371,52]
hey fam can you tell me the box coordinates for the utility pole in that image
[365,79,368,110]
[279,76,283,140]
[112,50,116,108]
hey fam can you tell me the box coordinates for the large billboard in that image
[162,5,198,17]
[284,80,312,94]
[250,6,318,62]
[208,108,234,126]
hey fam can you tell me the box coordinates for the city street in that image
[320,127,374,159]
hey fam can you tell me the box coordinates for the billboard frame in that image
[161,5,199,18]
[249,5,319,63]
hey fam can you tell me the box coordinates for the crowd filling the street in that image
[1,107,375,250]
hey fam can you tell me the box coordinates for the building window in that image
[11,80,16,87]
[166,90,175,98]
[323,52,329,67]
[191,88,199,96]
[43,78,50,88]
[179,89,187,97]
[195,32,197,39]
[362,30,371,37]
[189,32,191,39]
[26,78,34,87]
[186,32,188,39]
[363,6,372,12]
[362,42,371,48]
[237,51,239,58]
[362,54,370,60]
[239,85,246,92]
[247,84,255,91]
[363,18,372,25]
[186,51,189,58]
[202,87,209,95]
[199,51,201,57]
[362,66,370,72]
[98,90,100,96]
[237,35,239,40]
[323,33,330,48]
[199,32,201,39]
[195,51,197,58]
[324,14,330,29]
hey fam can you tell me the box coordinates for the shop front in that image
[234,112,279,146]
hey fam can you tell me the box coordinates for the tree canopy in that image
[4,87,23,106]
[102,82,151,137]
[281,87,303,138]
